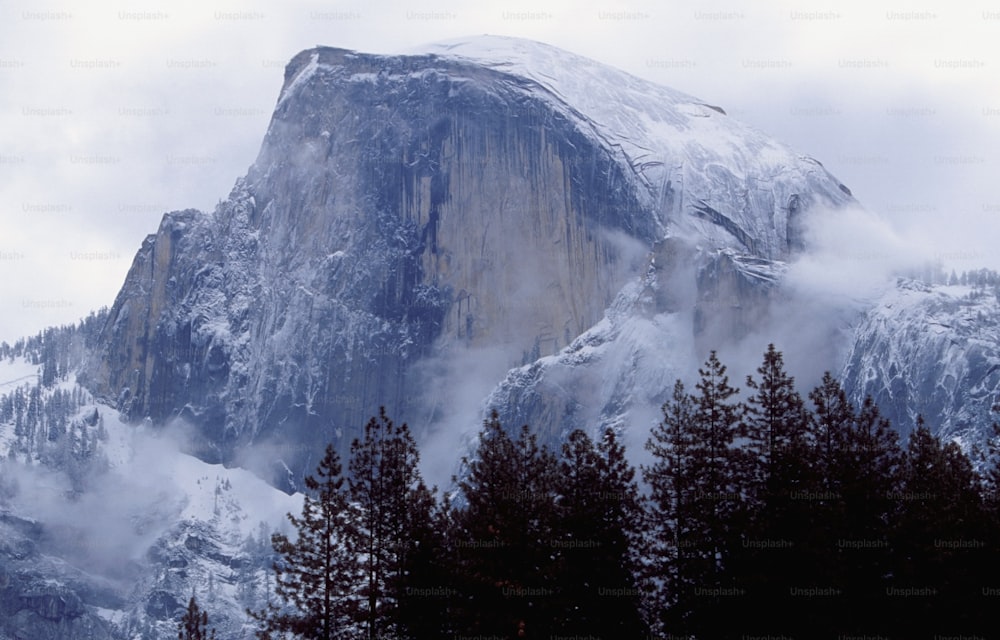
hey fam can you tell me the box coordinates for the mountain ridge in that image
[1,36,999,640]
[80,35,853,488]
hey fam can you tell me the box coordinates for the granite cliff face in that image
[83,36,853,483]
[841,278,1000,449]
[10,36,1000,640]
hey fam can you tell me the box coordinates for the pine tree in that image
[643,380,698,635]
[178,596,217,640]
[741,345,811,507]
[892,417,985,635]
[808,372,857,508]
[644,353,744,638]
[979,419,1000,634]
[833,396,903,635]
[735,344,817,635]
[802,372,860,633]
[395,476,447,640]
[686,351,744,638]
[553,428,648,639]
[347,407,439,640]
[450,411,560,639]
[40,328,57,388]
[251,444,362,640]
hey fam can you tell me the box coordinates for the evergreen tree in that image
[979,419,1000,634]
[178,596,217,640]
[40,327,58,388]
[644,353,744,638]
[642,380,698,635]
[395,476,448,640]
[686,351,744,638]
[808,372,856,499]
[553,428,648,639]
[735,344,818,636]
[450,411,560,639]
[800,372,861,635]
[892,417,986,635]
[433,491,462,635]
[831,396,902,635]
[740,345,812,509]
[347,407,440,640]
[251,444,362,640]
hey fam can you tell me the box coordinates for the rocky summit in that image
[3,36,1000,640]
[81,36,853,487]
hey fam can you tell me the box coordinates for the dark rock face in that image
[145,590,182,620]
[132,518,256,637]
[18,587,84,621]
[84,52,656,483]
[0,514,115,640]
[692,251,784,356]
[483,239,785,443]
[82,38,853,484]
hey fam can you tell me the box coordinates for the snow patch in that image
[0,356,40,394]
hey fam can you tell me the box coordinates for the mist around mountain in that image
[4,340,1000,638]
[76,36,860,494]
[0,322,302,639]
[1,35,998,639]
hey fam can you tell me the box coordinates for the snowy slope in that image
[90,401,301,542]
[276,35,856,258]
[842,278,1000,450]
[0,372,301,640]
[0,357,39,453]
[0,356,39,394]
[412,35,856,258]
[1,371,300,538]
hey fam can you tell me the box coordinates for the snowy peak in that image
[8,35,1000,640]
[87,36,859,489]
[410,34,702,107]
[271,36,854,260]
[842,277,1000,450]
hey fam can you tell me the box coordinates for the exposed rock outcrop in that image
[0,514,115,640]
[842,279,1000,447]
[82,37,853,484]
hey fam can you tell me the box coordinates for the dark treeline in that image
[248,345,1000,640]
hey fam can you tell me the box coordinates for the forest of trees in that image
[0,306,108,372]
[237,345,1000,640]
[0,308,111,493]
[5,310,997,637]
[899,262,1000,290]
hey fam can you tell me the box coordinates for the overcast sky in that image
[0,0,997,343]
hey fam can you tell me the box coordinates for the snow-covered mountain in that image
[3,36,998,640]
[0,355,299,640]
[842,277,1000,449]
[79,35,853,488]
